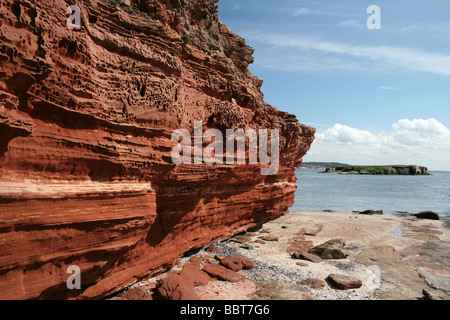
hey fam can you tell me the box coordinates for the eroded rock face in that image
[0,0,315,299]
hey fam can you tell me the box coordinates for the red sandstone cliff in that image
[0,0,315,299]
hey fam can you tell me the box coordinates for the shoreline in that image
[292,169,450,230]
[111,211,450,300]
[291,209,450,229]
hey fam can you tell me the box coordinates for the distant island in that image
[322,165,429,175]
[298,162,350,169]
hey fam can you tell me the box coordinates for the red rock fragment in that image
[327,274,363,290]
[219,255,254,272]
[300,278,326,290]
[259,235,278,241]
[157,272,198,300]
[119,287,146,300]
[179,263,213,286]
[205,245,218,252]
[202,264,246,283]
[188,256,203,267]
[292,252,323,263]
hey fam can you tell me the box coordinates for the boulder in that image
[179,263,213,286]
[292,252,323,263]
[412,211,440,220]
[157,272,198,300]
[202,264,246,282]
[359,210,383,215]
[309,239,348,259]
[327,274,363,290]
[287,235,314,256]
[220,255,254,272]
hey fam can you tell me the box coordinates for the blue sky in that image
[218,0,450,170]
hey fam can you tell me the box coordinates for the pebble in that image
[210,238,375,300]
[213,242,313,285]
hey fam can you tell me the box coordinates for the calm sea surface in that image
[293,169,450,224]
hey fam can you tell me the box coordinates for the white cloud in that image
[258,55,370,73]
[293,8,310,16]
[392,118,450,146]
[317,124,378,144]
[246,32,450,76]
[401,25,418,31]
[338,19,363,28]
[378,86,399,91]
[393,118,448,136]
[292,7,326,16]
[307,118,450,170]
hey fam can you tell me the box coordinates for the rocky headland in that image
[0,0,314,299]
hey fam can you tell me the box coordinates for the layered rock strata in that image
[0,0,314,299]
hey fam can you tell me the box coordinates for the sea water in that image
[293,169,450,225]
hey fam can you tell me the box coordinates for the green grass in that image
[181,34,191,45]
[336,165,393,173]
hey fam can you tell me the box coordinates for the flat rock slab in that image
[287,235,314,256]
[202,263,246,282]
[258,235,278,241]
[400,221,442,240]
[309,239,348,259]
[355,243,426,299]
[398,237,450,296]
[293,252,323,263]
[327,274,362,290]
[297,223,324,236]
[423,288,450,300]
[310,247,348,259]
[180,263,213,287]
[300,278,326,290]
[220,255,254,272]
[250,281,313,300]
[417,268,450,294]
[229,238,248,244]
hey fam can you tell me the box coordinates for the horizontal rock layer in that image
[0,0,314,299]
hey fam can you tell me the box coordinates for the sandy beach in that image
[115,210,450,300]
